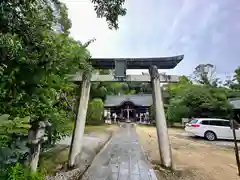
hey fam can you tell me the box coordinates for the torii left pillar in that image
[149,65,172,168]
[68,72,91,167]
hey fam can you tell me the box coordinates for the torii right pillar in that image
[149,65,172,168]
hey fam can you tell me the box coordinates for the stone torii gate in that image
[68,55,184,168]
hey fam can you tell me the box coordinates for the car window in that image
[222,121,231,127]
[201,120,209,125]
[209,120,230,127]
[209,120,222,126]
[189,119,198,124]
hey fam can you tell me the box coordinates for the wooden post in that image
[231,120,240,176]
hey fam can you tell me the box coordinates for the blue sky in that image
[62,0,240,79]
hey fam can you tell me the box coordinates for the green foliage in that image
[127,82,151,94]
[0,115,30,137]
[227,66,240,90]
[91,0,127,29]
[5,163,44,180]
[90,82,108,100]
[0,0,93,175]
[86,99,104,125]
[0,114,31,175]
[226,89,240,98]
[179,75,193,84]
[166,85,233,124]
[234,66,240,84]
[90,81,134,101]
[166,76,191,98]
[0,0,128,175]
[166,101,190,125]
[129,89,136,94]
[0,0,92,146]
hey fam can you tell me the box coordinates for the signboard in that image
[114,59,126,79]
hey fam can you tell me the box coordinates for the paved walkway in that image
[81,123,158,180]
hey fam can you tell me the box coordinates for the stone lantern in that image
[28,121,51,172]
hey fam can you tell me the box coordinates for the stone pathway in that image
[81,123,158,180]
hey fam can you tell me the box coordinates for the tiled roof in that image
[229,98,240,110]
[104,94,152,107]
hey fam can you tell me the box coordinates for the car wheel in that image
[205,131,216,141]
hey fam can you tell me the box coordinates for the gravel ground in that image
[178,131,240,148]
[136,126,240,180]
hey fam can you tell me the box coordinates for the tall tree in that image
[167,85,233,124]
[0,0,128,176]
[234,66,240,84]
[192,64,219,87]
[91,0,127,29]
[224,67,240,90]
[0,0,92,149]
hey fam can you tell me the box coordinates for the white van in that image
[185,118,240,141]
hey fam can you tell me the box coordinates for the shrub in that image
[86,98,104,125]
[0,114,30,176]
[166,99,190,125]
[3,163,44,180]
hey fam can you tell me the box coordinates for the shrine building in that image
[104,94,153,122]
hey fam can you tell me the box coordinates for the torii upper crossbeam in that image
[90,55,183,69]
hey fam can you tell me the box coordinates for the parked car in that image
[185,118,240,141]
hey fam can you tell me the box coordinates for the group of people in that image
[104,110,151,124]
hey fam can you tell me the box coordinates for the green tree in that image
[166,76,192,98]
[179,75,193,84]
[192,64,219,87]
[166,100,190,125]
[166,85,233,124]
[0,0,128,175]
[0,0,92,169]
[90,83,108,100]
[234,66,240,84]
[228,67,240,90]
[91,0,127,29]
[86,99,104,125]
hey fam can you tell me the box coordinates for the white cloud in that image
[62,0,123,57]
[61,0,240,78]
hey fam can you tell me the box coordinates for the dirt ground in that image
[136,126,240,180]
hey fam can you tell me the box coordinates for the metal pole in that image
[68,72,91,167]
[149,65,172,168]
[231,120,240,176]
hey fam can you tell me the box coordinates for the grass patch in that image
[64,121,115,134]
[39,146,69,175]
[84,124,111,134]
